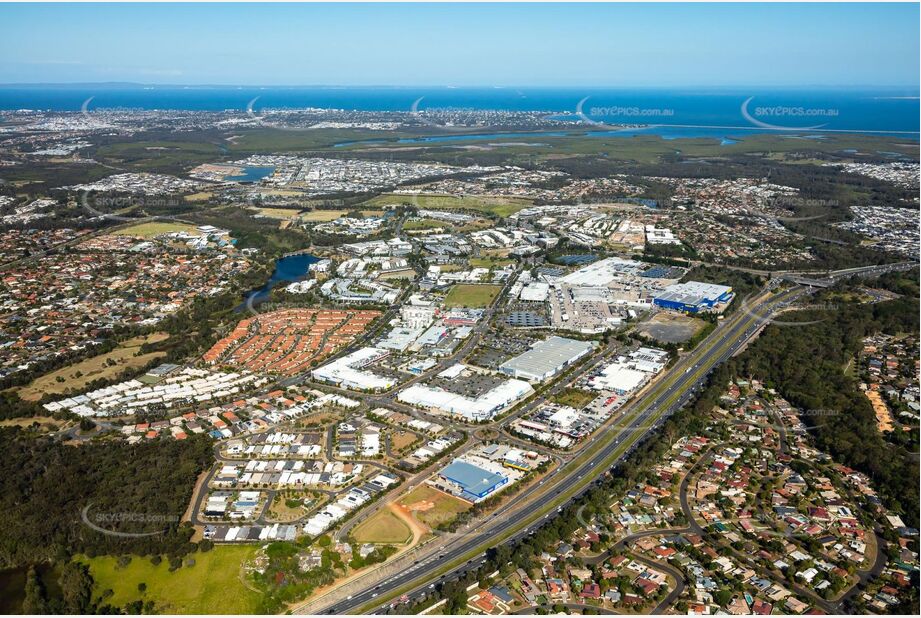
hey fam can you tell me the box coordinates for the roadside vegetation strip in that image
[350,289,790,613]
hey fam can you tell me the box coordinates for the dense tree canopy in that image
[0,429,213,568]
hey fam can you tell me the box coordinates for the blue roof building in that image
[653,281,734,313]
[439,459,508,502]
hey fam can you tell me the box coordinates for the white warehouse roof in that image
[398,379,533,421]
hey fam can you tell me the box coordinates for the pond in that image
[239,252,319,311]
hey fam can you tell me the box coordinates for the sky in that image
[0,2,918,88]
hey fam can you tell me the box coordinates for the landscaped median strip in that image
[347,288,795,614]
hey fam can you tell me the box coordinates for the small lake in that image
[239,252,318,310]
[225,165,275,183]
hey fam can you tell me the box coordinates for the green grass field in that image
[352,510,413,545]
[469,257,514,268]
[17,333,169,401]
[551,388,598,410]
[403,218,448,231]
[444,284,502,308]
[78,546,262,614]
[116,222,201,238]
[399,485,470,529]
[364,193,532,218]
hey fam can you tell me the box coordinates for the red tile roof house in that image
[653,546,676,559]
[601,567,619,580]
[635,578,658,596]
[751,599,773,615]
[807,507,831,521]
[580,583,601,599]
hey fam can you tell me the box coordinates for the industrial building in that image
[506,311,546,328]
[397,373,534,421]
[519,281,550,302]
[499,336,596,382]
[311,347,395,391]
[653,281,734,313]
[559,256,646,287]
[436,459,509,502]
[588,347,669,394]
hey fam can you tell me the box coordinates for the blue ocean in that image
[0,85,917,139]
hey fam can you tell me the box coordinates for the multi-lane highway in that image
[297,284,811,615]
[295,263,913,614]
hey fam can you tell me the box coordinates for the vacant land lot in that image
[265,492,318,523]
[635,312,707,344]
[399,485,470,529]
[300,209,385,222]
[552,388,597,409]
[444,284,501,308]
[116,222,201,238]
[78,545,262,614]
[469,257,514,268]
[403,218,447,231]
[390,430,420,452]
[16,333,169,401]
[352,509,413,545]
[0,416,67,430]
[184,191,213,202]
[250,207,304,220]
[300,209,349,222]
[365,193,531,218]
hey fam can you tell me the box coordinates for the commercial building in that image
[436,459,509,502]
[398,375,533,421]
[499,336,596,382]
[590,365,648,394]
[645,225,681,245]
[654,281,734,313]
[311,347,395,391]
[560,256,646,287]
[506,311,546,328]
[520,281,550,302]
[588,347,669,394]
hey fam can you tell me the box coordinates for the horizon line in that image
[0,82,919,91]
